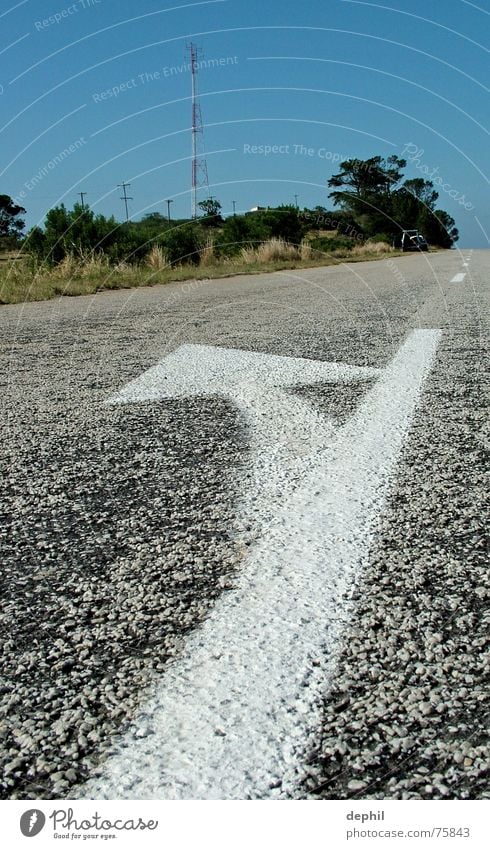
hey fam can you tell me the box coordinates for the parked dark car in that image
[398,229,429,251]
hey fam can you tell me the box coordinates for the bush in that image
[309,235,358,254]
[216,208,307,259]
[215,215,262,256]
[366,232,393,244]
[254,206,306,245]
[159,223,201,265]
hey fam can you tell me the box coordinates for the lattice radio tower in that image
[188,42,209,218]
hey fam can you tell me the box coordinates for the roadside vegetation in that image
[0,155,458,305]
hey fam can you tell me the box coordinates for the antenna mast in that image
[188,42,209,218]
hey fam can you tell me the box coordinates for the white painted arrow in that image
[110,344,380,525]
[84,330,441,800]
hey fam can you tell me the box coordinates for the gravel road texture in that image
[0,249,487,799]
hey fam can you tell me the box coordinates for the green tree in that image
[328,156,406,203]
[26,203,141,264]
[328,156,407,238]
[402,178,438,210]
[41,204,71,262]
[391,180,458,247]
[328,156,459,246]
[0,194,26,248]
[391,179,438,235]
[198,198,223,226]
[420,209,459,248]
[25,226,46,257]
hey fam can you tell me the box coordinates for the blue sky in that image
[2,0,488,245]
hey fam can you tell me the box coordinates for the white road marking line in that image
[109,345,380,523]
[109,344,380,405]
[451,273,466,283]
[84,330,441,800]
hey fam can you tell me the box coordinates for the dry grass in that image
[146,245,168,271]
[199,234,216,266]
[310,240,394,260]
[0,252,144,303]
[351,240,392,255]
[300,240,314,261]
[238,238,301,264]
[0,241,403,305]
[52,253,114,279]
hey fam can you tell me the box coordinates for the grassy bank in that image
[0,239,403,305]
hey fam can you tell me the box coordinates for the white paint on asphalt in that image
[109,344,380,524]
[109,344,380,406]
[84,330,441,800]
[451,273,466,283]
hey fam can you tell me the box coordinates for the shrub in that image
[216,208,307,258]
[215,215,267,257]
[254,206,306,245]
[309,235,358,255]
[159,224,201,266]
[366,232,393,244]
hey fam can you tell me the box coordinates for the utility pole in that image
[118,182,133,222]
[232,200,237,216]
[77,192,87,210]
[294,194,299,209]
[188,42,209,218]
[166,199,173,223]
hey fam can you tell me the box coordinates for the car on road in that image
[398,229,429,252]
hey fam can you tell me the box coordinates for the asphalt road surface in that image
[0,250,488,800]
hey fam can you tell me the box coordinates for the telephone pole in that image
[118,182,133,222]
[77,192,87,210]
[166,199,173,223]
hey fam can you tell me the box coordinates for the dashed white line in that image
[83,330,441,800]
[451,273,466,283]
